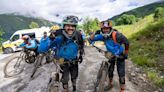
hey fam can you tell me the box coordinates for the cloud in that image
[128,2,139,6]
[0,0,161,22]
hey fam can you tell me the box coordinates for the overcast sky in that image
[0,0,161,22]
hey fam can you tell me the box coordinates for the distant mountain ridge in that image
[0,14,58,40]
[110,1,164,21]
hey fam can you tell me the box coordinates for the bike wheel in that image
[95,63,104,87]
[4,56,25,77]
[31,56,42,78]
[48,73,60,92]
[24,52,36,64]
[95,62,108,92]
[48,84,60,92]
[97,69,107,92]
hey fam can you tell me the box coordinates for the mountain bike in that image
[31,49,54,78]
[4,47,37,77]
[47,58,65,92]
[92,44,114,92]
[47,56,78,92]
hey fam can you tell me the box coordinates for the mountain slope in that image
[0,14,57,40]
[110,1,164,21]
[129,19,164,87]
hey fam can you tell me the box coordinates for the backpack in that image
[104,30,124,56]
[37,37,50,53]
[55,30,84,61]
[112,31,117,44]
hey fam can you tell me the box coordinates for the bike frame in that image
[92,44,113,92]
[31,49,54,78]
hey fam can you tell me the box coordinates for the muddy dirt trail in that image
[77,46,139,92]
[0,47,140,92]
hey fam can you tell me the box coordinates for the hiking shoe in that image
[120,89,124,92]
[120,84,125,92]
[73,86,76,92]
[104,83,113,91]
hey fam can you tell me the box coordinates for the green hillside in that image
[110,1,164,21]
[0,14,58,40]
[114,14,154,37]
[130,18,164,87]
[112,7,164,86]
[111,1,164,86]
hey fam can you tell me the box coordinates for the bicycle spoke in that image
[4,56,25,77]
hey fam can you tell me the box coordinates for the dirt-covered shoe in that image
[120,89,124,92]
[104,82,113,91]
[120,84,125,92]
[73,85,76,92]
[63,84,68,92]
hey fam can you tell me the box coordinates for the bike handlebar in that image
[91,43,119,59]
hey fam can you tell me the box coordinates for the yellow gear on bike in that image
[59,58,64,65]
[50,25,60,32]
[53,58,65,65]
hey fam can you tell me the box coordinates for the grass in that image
[129,19,164,87]
[114,14,154,38]
[159,39,164,48]
[129,39,159,67]
[0,46,2,54]
[113,14,164,87]
[147,70,164,87]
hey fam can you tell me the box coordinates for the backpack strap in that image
[75,31,85,55]
[34,39,40,44]
[112,31,117,44]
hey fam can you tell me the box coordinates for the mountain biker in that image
[50,16,84,92]
[37,31,51,63]
[79,29,87,46]
[89,20,129,92]
[38,32,50,52]
[19,35,38,53]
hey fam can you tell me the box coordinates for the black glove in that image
[123,54,128,59]
[118,54,128,60]
[78,55,83,63]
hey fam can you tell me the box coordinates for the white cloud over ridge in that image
[0,0,161,22]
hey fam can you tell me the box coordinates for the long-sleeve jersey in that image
[91,29,129,55]
[19,39,37,49]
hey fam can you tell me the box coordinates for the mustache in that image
[67,29,75,31]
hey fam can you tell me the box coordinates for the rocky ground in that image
[126,60,164,92]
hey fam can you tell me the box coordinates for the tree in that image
[29,21,39,29]
[154,7,164,21]
[116,14,136,25]
[0,26,4,44]
[92,18,100,31]
[82,17,100,35]
[77,25,83,30]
